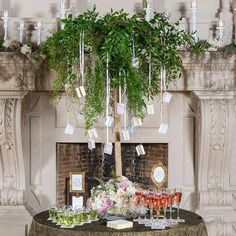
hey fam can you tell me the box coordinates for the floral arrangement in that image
[87,176,138,217]
[0,39,45,63]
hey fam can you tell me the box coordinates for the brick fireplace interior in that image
[56,143,168,205]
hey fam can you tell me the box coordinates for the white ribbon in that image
[123,76,127,131]
[106,53,110,144]
[160,68,163,124]
[148,53,152,88]
[79,31,85,85]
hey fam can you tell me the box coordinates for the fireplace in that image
[56,143,168,205]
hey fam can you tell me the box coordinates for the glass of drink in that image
[174,187,182,221]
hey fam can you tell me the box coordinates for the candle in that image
[4,10,9,17]
[191,0,197,8]
[219,19,224,27]
[60,1,66,9]
[20,20,25,28]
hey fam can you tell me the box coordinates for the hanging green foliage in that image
[43,7,202,129]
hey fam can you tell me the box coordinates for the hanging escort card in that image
[136,144,145,156]
[64,123,75,135]
[162,91,172,103]
[104,142,113,155]
[132,57,139,69]
[146,103,155,115]
[158,123,169,134]
[88,128,98,139]
[117,103,125,115]
[105,115,114,127]
[122,130,130,141]
[132,117,142,127]
[76,86,86,98]
[88,139,96,150]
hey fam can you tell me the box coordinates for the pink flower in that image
[180,43,190,52]
[119,181,128,191]
[98,207,107,216]
[103,198,113,207]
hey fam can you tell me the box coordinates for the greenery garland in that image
[43,7,204,129]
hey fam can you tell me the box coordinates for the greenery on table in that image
[43,7,203,129]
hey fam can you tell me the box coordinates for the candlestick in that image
[191,1,197,41]
[18,20,26,43]
[4,10,8,17]
[191,0,197,9]
[1,10,9,40]
[59,0,68,29]
[35,20,43,46]
[219,19,224,27]
[217,19,224,41]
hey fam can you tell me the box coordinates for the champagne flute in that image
[174,187,182,221]
[167,189,175,221]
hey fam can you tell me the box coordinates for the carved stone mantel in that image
[0,52,39,235]
[192,91,236,236]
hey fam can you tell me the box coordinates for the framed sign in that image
[151,162,167,188]
[69,172,85,193]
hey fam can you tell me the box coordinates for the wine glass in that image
[167,189,175,221]
[174,187,182,221]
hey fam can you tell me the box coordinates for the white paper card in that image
[79,86,86,97]
[88,128,98,139]
[136,144,145,156]
[132,57,139,69]
[163,92,172,103]
[146,104,154,115]
[88,139,96,150]
[129,125,135,134]
[158,123,169,134]
[76,87,82,98]
[64,123,75,135]
[72,196,83,209]
[105,116,114,127]
[104,142,113,155]
[122,130,130,141]
[117,103,125,115]
[132,117,142,127]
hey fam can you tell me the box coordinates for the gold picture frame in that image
[69,172,85,193]
[151,162,168,188]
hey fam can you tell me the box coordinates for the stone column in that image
[193,91,236,236]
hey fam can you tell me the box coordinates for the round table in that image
[29,209,208,236]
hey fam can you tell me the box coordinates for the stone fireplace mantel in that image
[0,51,236,236]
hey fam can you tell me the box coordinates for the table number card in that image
[158,123,168,134]
[72,196,83,209]
[104,142,113,155]
[105,116,114,127]
[117,103,125,115]
[64,123,75,135]
[88,139,96,150]
[162,92,172,103]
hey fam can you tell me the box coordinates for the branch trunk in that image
[113,88,122,176]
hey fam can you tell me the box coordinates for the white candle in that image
[20,20,25,28]
[219,19,224,27]
[191,0,197,8]
[4,10,8,17]
[60,1,66,9]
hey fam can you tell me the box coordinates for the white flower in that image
[3,39,13,48]
[21,44,32,55]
